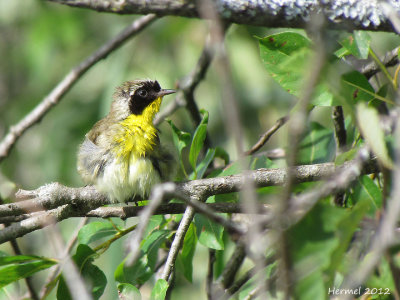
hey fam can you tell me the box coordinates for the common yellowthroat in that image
[77,79,175,202]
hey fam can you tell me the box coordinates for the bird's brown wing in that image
[86,117,110,144]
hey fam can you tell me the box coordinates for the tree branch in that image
[0,159,378,243]
[245,116,289,156]
[332,106,347,153]
[161,204,196,281]
[48,0,399,32]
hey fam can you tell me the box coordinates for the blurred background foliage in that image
[0,1,298,192]
[1,1,400,299]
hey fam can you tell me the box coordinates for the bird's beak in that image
[157,89,176,97]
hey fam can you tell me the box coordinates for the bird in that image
[77,79,176,203]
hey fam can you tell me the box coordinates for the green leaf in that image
[178,223,197,282]
[259,32,335,106]
[0,254,55,266]
[151,279,169,300]
[167,120,191,158]
[218,157,252,176]
[77,244,107,299]
[339,31,371,59]
[144,215,166,237]
[57,245,107,300]
[0,255,57,288]
[56,276,70,300]
[350,175,382,216]
[140,230,170,270]
[250,155,279,170]
[214,192,239,204]
[192,148,215,179]
[116,230,170,286]
[335,148,358,165]
[214,146,230,165]
[366,258,396,296]
[356,103,393,168]
[259,32,311,96]
[297,122,336,164]
[341,71,393,105]
[189,110,209,175]
[117,283,141,300]
[294,271,326,300]
[334,46,350,58]
[167,120,192,177]
[370,84,389,111]
[327,197,370,280]
[78,221,118,245]
[214,249,225,279]
[310,83,337,106]
[115,257,151,286]
[288,203,347,300]
[194,214,224,250]
[259,32,310,96]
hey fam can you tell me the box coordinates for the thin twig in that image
[161,205,196,281]
[245,116,289,156]
[218,241,246,289]
[332,106,347,153]
[47,223,92,300]
[225,267,256,297]
[281,147,372,228]
[126,183,177,266]
[361,47,400,80]
[243,285,261,300]
[221,255,277,299]
[39,218,88,299]
[332,105,347,206]
[8,239,39,300]
[175,191,246,236]
[206,249,216,300]
[0,14,156,163]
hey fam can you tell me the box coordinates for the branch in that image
[126,183,177,266]
[0,14,156,163]
[217,241,246,290]
[263,147,374,229]
[48,0,399,32]
[332,106,347,153]
[0,159,378,243]
[361,46,400,79]
[244,116,289,156]
[0,205,77,246]
[332,105,347,205]
[161,204,196,281]
[39,218,87,299]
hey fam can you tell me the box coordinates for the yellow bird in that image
[77,79,175,202]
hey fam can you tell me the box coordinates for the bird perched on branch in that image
[77,79,176,202]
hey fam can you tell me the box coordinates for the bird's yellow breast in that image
[112,97,161,159]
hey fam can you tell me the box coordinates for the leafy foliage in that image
[1,4,400,300]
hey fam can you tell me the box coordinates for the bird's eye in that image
[137,89,148,98]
